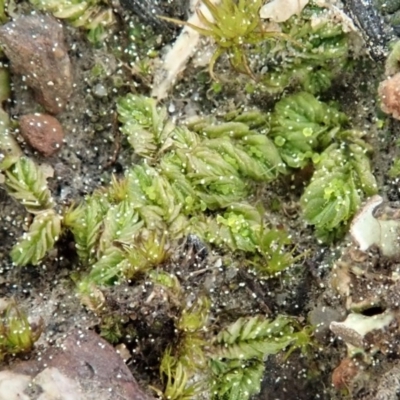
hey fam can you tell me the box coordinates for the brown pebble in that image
[332,358,359,390]
[10,329,155,400]
[19,113,64,157]
[0,15,72,114]
[378,73,400,120]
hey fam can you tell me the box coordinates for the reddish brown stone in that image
[9,329,155,400]
[332,358,359,390]
[19,113,64,157]
[379,73,400,120]
[0,15,72,114]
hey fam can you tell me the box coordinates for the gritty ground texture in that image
[0,1,400,400]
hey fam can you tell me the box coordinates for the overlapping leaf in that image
[117,94,175,159]
[210,358,264,400]
[63,195,107,264]
[301,135,377,238]
[97,201,143,256]
[270,92,347,168]
[28,0,115,43]
[5,157,54,213]
[214,315,295,360]
[10,210,61,266]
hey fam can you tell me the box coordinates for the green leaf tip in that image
[11,209,62,266]
[5,157,54,213]
[0,301,43,360]
[28,0,116,44]
[117,94,175,160]
[300,135,377,239]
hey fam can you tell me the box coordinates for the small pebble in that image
[92,83,108,98]
[379,72,400,120]
[19,113,64,157]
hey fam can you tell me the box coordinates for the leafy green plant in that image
[153,303,313,400]
[155,349,201,400]
[0,92,332,400]
[0,301,43,360]
[28,0,115,44]
[210,203,263,251]
[5,157,54,213]
[389,158,400,178]
[210,358,264,400]
[160,0,291,80]
[213,315,296,360]
[0,66,63,267]
[117,94,175,160]
[300,131,377,240]
[153,296,210,400]
[252,228,304,276]
[176,296,210,369]
[161,1,349,94]
[210,321,315,400]
[10,209,62,266]
[63,195,108,264]
[96,201,143,256]
[123,230,170,278]
[209,315,310,400]
[7,91,377,269]
[260,6,350,94]
[75,227,171,311]
[270,92,347,168]
[125,164,187,227]
[3,156,62,266]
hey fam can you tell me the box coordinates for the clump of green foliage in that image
[5,157,55,213]
[0,4,377,399]
[28,0,115,44]
[270,92,347,168]
[154,295,210,400]
[161,0,290,80]
[248,226,305,276]
[0,65,61,266]
[0,0,8,24]
[186,93,375,239]
[118,95,175,160]
[11,209,61,266]
[149,281,313,400]
[4,92,376,269]
[389,158,400,178]
[387,138,400,178]
[259,4,350,94]
[210,316,291,399]
[124,20,161,87]
[175,1,349,95]
[300,130,377,240]
[5,158,61,266]
[0,67,20,171]
[0,301,43,360]
[210,315,313,400]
